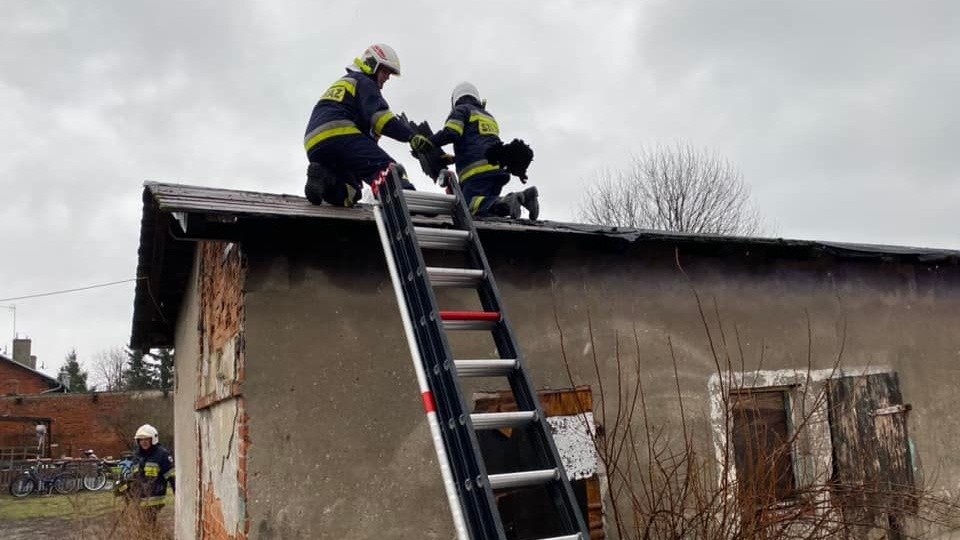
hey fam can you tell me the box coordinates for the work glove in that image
[409,134,434,154]
[440,153,455,166]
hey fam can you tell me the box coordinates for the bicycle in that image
[104,454,137,483]
[9,461,80,497]
[81,459,110,491]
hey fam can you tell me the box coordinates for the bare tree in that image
[90,346,127,392]
[579,142,763,235]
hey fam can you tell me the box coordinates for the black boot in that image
[518,186,539,220]
[489,193,522,219]
[305,163,337,205]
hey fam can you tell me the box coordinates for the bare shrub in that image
[551,262,960,539]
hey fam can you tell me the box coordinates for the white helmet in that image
[134,424,159,445]
[451,82,480,108]
[353,43,401,76]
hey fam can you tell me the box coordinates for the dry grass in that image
[0,491,173,540]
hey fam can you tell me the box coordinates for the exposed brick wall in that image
[200,242,244,354]
[0,359,56,396]
[198,406,250,540]
[201,484,235,540]
[0,390,172,458]
[197,241,249,539]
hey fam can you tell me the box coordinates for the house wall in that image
[241,222,451,540]
[174,245,202,540]
[179,218,960,539]
[0,360,53,395]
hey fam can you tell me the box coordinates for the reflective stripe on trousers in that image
[459,159,501,182]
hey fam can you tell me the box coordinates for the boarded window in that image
[827,373,915,538]
[731,389,796,507]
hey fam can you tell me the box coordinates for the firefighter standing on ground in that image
[429,82,538,219]
[117,424,175,522]
[303,43,433,206]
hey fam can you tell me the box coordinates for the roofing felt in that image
[130,181,960,348]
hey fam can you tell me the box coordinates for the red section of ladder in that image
[439,310,502,322]
[422,391,437,413]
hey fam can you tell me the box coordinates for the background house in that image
[0,338,63,461]
[0,338,173,463]
[132,182,960,540]
[0,338,62,396]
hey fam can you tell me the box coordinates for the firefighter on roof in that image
[429,82,538,219]
[303,43,433,206]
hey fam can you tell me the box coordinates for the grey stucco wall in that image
[174,246,201,540]
[242,223,452,540]
[238,219,960,539]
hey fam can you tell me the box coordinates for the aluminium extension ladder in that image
[371,164,589,540]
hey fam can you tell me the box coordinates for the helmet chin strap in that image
[353,57,375,75]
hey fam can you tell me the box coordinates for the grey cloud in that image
[1,0,957,371]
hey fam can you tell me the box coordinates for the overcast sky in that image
[1,1,958,381]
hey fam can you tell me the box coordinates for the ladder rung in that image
[440,310,500,331]
[534,535,583,540]
[488,468,559,490]
[470,411,537,430]
[414,227,469,250]
[427,267,485,287]
[454,359,518,377]
[440,311,501,322]
[404,191,457,215]
[443,320,497,331]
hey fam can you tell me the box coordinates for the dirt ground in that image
[0,491,174,540]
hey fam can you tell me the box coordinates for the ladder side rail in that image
[470,243,591,540]
[379,179,494,539]
[477,266,590,539]
[446,178,592,539]
[378,175,493,539]
[377,167,506,539]
[372,200,470,540]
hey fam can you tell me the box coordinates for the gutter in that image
[40,383,66,394]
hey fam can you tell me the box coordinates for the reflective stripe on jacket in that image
[132,444,175,503]
[304,69,412,153]
[430,97,505,182]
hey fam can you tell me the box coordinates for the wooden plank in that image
[730,390,796,510]
[827,372,915,539]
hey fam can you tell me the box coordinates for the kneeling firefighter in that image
[303,43,434,206]
[426,82,538,219]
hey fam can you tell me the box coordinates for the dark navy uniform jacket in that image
[304,68,413,156]
[430,96,508,183]
[132,444,175,506]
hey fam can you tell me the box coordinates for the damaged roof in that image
[131,181,960,349]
